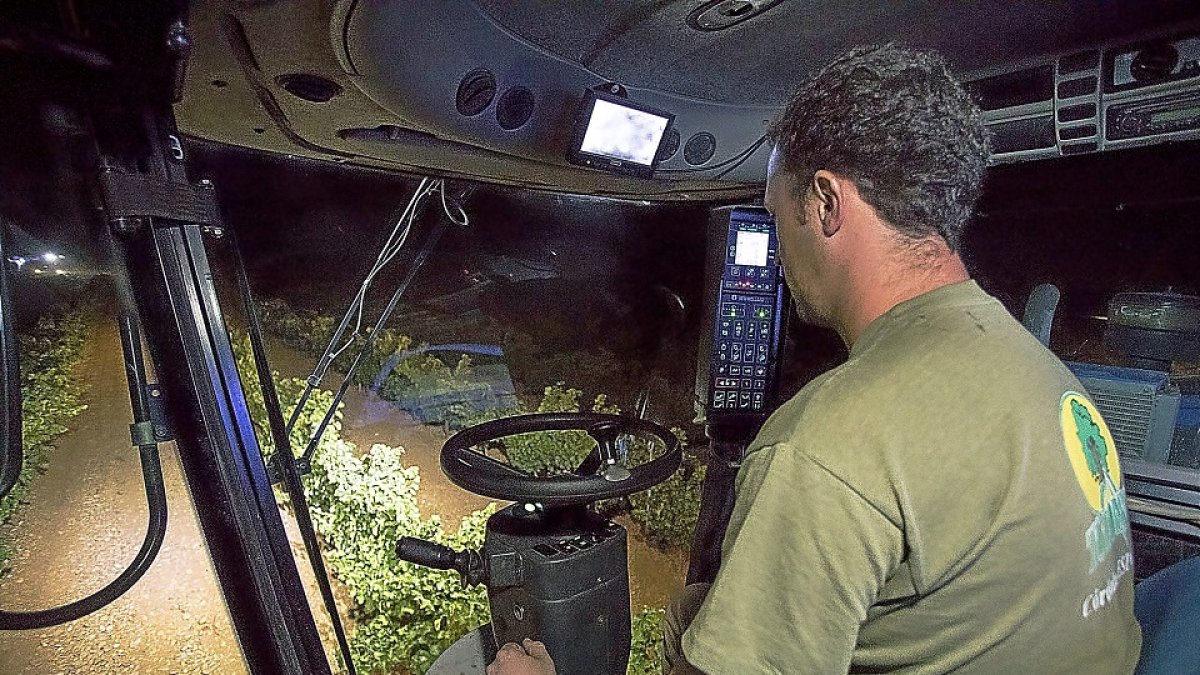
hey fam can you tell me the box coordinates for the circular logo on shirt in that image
[1060,392,1122,512]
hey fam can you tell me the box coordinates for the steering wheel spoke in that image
[447,446,530,479]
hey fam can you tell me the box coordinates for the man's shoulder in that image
[749,366,852,452]
[753,341,922,436]
[747,293,1080,472]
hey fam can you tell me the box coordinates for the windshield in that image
[4,135,1197,674]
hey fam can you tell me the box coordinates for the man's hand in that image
[486,639,556,675]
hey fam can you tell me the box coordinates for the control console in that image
[705,206,788,426]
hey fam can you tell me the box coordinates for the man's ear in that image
[811,170,842,237]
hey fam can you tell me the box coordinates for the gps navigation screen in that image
[735,230,770,266]
[579,98,671,167]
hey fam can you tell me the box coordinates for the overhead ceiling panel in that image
[474,0,1200,104]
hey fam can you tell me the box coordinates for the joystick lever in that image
[396,536,486,586]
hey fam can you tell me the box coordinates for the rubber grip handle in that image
[396,536,459,570]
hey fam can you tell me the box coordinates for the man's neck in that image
[837,248,970,347]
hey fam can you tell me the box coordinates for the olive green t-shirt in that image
[683,280,1141,674]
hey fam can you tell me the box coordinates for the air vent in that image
[988,116,1055,154]
[656,128,681,162]
[967,66,1054,111]
[683,132,717,165]
[1058,103,1096,123]
[276,74,343,103]
[1061,141,1098,155]
[496,87,535,131]
[1058,76,1098,99]
[339,125,440,145]
[1060,124,1097,141]
[456,69,497,117]
[1068,363,1182,463]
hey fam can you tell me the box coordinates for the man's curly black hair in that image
[768,44,989,252]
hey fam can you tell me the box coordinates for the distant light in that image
[55,269,66,275]
[7,256,25,269]
[42,252,61,264]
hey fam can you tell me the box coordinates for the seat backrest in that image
[1020,282,1060,348]
[1134,555,1200,674]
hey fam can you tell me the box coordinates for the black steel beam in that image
[117,216,330,674]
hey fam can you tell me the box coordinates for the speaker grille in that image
[684,132,717,165]
[496,87,535,131]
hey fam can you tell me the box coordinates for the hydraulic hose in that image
[0,315,167,629]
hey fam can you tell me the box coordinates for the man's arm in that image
[681,443,903,674]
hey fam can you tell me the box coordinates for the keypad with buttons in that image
[711,294,776,410]
[710,209,784,416]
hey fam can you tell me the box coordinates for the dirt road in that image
[0,319,247,674]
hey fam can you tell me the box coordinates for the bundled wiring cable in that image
[284,179,468,438]
[714,134,769,179]
[293,206,459,469]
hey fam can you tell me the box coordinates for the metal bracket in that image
[129,421,157,447]
[146,383,173,442]
[99,169,222,226]
[266,453,311,484]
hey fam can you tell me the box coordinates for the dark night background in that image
[181,138,1200,401]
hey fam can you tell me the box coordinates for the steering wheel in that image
[441,413,682,505]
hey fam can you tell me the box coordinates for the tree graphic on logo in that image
[1071,399,1118,508]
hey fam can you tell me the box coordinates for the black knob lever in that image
[396,536,487,586]
[397,536,459,569]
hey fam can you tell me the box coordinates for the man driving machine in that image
[490,44,1141,675]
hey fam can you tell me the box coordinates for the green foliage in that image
[307,438,496,674]
[232,331,496,674]
[627,607,666,675]
[239,303,706,669]
[629,457,705,550]
[255,298,474,405]
[627,427,706,550]
[447,383,622,475]
[0,309,89,572]
[497,384,620,475]
[456,383,704,549]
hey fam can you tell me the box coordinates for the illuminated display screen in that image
[734,230,770,266]
[1151,106,1200,124]
[579,98,671,167]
